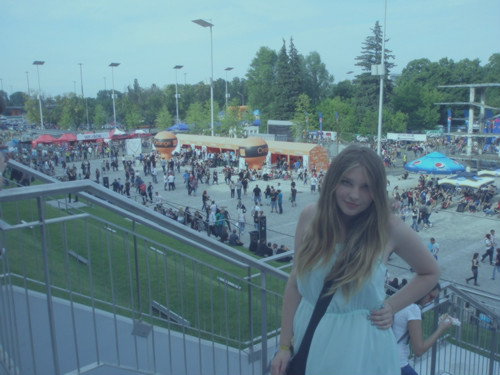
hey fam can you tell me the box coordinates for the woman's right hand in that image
[270,349,291,375]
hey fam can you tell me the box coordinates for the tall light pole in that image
[193,19,214,136]
[109,63,120,127]
[224,67,233,111]
[79,63,90,129]
[372,0,387,156]
[174,65,183,124]
[33,61,45,129]
[25,71,31,96]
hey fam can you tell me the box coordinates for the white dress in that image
[293,246,399,374]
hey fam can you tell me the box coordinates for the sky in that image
[1,0,499,99]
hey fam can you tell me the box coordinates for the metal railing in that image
[0,160,498,375]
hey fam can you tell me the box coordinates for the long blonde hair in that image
[295,145,390,298]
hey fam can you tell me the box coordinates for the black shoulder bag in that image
[286,280,334,375]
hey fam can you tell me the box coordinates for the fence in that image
[0,160,498,375]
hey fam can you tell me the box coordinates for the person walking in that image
[237,208,246,234]
[428,238,439,260]
[291,182,297,207]
[492,248,500,280]
[466,253,480,286]
[277,189,283,214]
[481,233,494,265]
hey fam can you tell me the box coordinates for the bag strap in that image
[292,280,335,366]
[397,330,409,344]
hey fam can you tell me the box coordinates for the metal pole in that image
[109,63,120,127]
[37,197,61,375]
[79,63,90,129]
[175,71,179,123]
[467,87,475,156]
[224,67,233,112]
[209,24,214,136]
[112,68,116,126]
[35,64,44,129]
[25,72,31,96]
[376,0,387,156]
[174,65,183,124]
[225,72,228,110]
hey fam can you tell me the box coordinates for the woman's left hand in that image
[369,302,394,329]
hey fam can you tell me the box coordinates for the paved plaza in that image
[56,155,500,300]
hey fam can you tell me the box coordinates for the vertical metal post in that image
[133,221,141,316]
[37,197,61,375]
[260,272,268,375]
[376,0,387,156]
[209,24,214,136]
[467,87,475,156]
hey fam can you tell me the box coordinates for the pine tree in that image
[354,21,394,74]
[353,21,395,112]
[288,37,303,108]
[274,39,291,119]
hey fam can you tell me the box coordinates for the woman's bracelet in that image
[279,345,291,352]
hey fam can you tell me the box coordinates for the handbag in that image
[286,280,335,375]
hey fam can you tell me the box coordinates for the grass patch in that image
[0,190,287,347]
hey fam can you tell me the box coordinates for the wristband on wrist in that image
[279,345,290,352]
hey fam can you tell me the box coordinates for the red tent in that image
[32,134,57,147]
[56,133,77,143]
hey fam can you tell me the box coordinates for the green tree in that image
[353,21,395,112]
[155,105,174,130]
[392,81,441,131]
[144,84,167,126]
[287,37,304,108]
[246,47,277,119]
[24,97,41,125]
[303,51,334,106]
[382,109,408,133]
[274,39,293,120]
[484,53,500,109]
[291,94,313,140]
[93,104,108,128]
[185,101,210,135]
[316,97,356,136]
[9,92,28,108]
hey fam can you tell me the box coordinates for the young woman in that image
[466,253,480,286]
[270,145,440,375]
[392,284,453,375]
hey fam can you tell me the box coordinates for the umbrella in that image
[477,169,500,177]
[404,152,465,175]
[167,123,190,132]
[438,173,494,189]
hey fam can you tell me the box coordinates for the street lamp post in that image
[174,65,183,124]
[79,63,90,129]
[33,61,45,129]
[25,71,31,96]
[372,0,387,156]
[193,19,215,136]
[109,63,120,127]
[224,67,233,111]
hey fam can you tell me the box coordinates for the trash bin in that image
[103,176,109,188]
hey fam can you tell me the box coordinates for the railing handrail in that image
[3,159,289,281]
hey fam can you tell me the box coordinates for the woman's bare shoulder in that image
[299,203,317,221]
